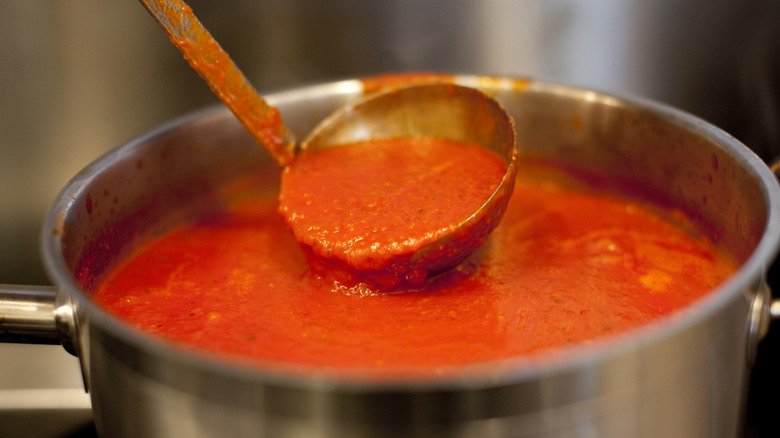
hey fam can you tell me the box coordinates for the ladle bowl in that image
[293,83,518,287]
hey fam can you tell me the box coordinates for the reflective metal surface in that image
[0,286,59,344]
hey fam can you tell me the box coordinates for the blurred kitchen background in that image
[0,0,778,436]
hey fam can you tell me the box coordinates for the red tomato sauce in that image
[93,161,736,378]
[279,137,509,289]
[360,72,456,94]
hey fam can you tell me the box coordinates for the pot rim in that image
[41,76,780,392]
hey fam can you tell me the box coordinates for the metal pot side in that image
[39,76,780,437]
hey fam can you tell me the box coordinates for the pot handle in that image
[771,301,780,319]
[0,284,78,356]
[766,159,780,324]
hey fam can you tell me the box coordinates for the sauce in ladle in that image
[280,137,509,290]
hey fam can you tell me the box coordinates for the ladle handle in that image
[138,0,295,166]
[0,284,78,355]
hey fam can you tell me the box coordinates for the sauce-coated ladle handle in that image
[138,0,296,166]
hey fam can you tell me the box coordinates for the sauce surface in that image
[279,137,508,288]
[94,162,736,378]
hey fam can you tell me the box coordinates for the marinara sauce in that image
[93,160,736,378]
[278,137,509,289]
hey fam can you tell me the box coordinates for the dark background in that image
[0,1,778,436]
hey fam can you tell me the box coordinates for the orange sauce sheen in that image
[361,72,456,94]
[93,161,736,378]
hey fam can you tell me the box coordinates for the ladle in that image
[138,0,519,288]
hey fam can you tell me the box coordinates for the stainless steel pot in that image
[2,75,780,437]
